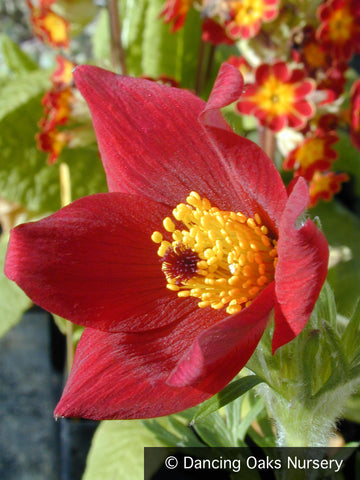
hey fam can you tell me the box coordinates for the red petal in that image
[168,283,274,386]
[200,126,287,234]
[255,64,271,84]
[54,312,245,419]
[268,114,287,132]
[5,193,203,333]
[287,112,306,129]
[200,63,243,131]
[293,99,315,117]
[273,177,328,351]
[73,65,239,210]
[294,80,315,98]
[235,99,257,114]
[273,62,290,82]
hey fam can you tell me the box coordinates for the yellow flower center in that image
[151,192,277,315]
[295,138,325,168]
[42,11,69,44]
[233,0,265,25]
[303,43,327,69]
[253,74,296,116]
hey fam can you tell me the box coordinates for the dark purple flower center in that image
[161,244,200,285]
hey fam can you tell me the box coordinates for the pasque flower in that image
[5,64,328,420]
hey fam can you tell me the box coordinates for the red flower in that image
[36,128,70,165]
[283,130,339,180]
[201,18,235,46]
[309,171,350,207]
[316,0,360,60]
[26,0,70,49]
[160,0,194,32]
[226,0,279,39]
[5,64,328,420]
[236,61,315,132]
[51,56,75,87]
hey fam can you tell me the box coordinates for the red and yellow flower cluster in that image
[26,0,69,49]
[160,0,359,207]
[236,61,315,132]
[36,56,75,164]
[160,0,280,44]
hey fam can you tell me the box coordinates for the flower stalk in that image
[247,283,360,447]
[107,0,127,74]
[59,162,74,376]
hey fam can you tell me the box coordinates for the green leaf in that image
[0,69,51,121]
[312,200,360,316]
[342,298,360,362]
[141,0,201,89]
[192,411,237,446]
[192,375,263,422]
[92,8,112,68]
[0,34,38,74]
[235,397,265,443]
[82,420,164,480]
[0,83,107,214]
[0,234,31,338]
[334,130,360,198]
[143,415,204,447]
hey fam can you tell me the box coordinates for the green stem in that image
[108,0,127,74]
[259,126,276,162]
[59,162,73,377]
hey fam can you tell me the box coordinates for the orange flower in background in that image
[236,62,315,132]
[309,171,350,207]
[283,131,339,180]
[36,129,70,165]
[292,26,347,103]
[40,87,74,130]
[317,0,360,60]
[27,0,70,49]
[227,55,253,79]
[36,56,77,163]
[160,0,195,32]
[201,18,235,45]
[51,56,75,87]
[226,0,279,39]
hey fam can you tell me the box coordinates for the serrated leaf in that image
[192,375,263,422]
[0,69,51,120]
[0,234,31,338]
[0,34,38,74]
[82,420,164,480]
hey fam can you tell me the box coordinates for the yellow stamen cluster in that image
[151,191,278,315]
